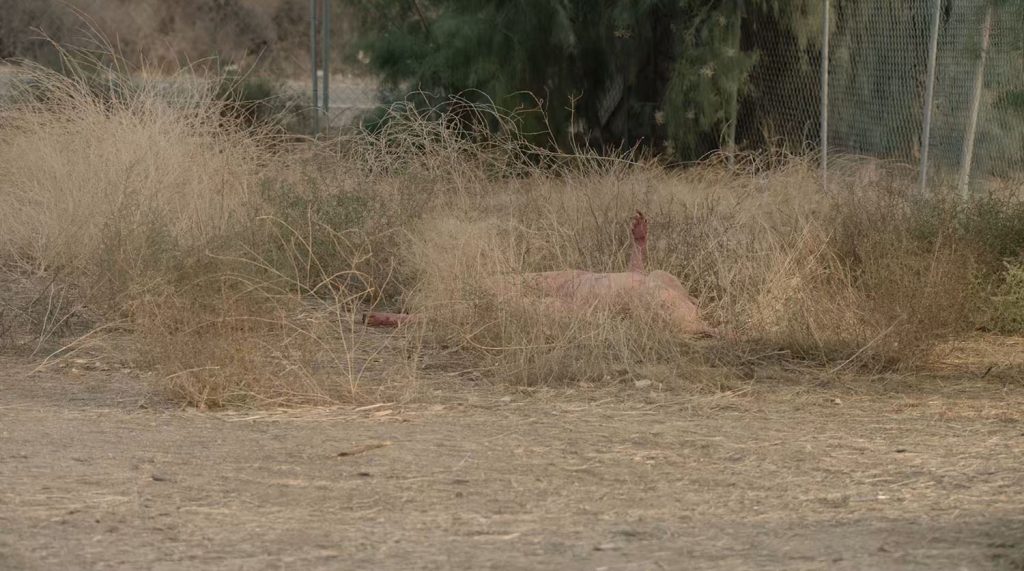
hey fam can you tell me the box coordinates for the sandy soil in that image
[2,354,1023,571]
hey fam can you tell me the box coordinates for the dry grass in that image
[401,215,720,388]
[1,50,1022,407]
[2,0,352,76]
[397,150,987,376]
[0,51,413,407]
[0,55,261,291]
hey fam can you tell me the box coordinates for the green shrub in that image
[960,192,1024,274]
[991,261,1024,334]
[214,73,307,133]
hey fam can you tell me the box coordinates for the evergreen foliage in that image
[349,0,825,159]
[348,0,1021,163]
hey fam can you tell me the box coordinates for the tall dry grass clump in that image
[0,55,262,303]
[0,50,415,406]
[2,48,1020,404]
[397,146,996,375]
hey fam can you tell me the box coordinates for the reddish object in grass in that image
[362,312,417,328]
[362,211,714,337]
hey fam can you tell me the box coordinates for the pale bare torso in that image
[364,212,713,337]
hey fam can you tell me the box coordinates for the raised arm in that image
[628,210,648,273]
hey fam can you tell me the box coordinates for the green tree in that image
[347,0,824,159]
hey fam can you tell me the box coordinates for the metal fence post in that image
[919,0,943,195]
[322,0,331,131]
[958,3,994,198]
[820,0,830,193]
[310,0,319,136]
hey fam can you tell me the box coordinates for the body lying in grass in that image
[364,211,715,337]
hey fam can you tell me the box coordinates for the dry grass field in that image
[2,52,1024,569]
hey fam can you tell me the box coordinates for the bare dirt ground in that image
[2,341,1024,571]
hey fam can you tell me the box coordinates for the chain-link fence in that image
[10,0,1017,189]
[737,6,823,155]
[739,0,1024,193]
[928,1,1024,188]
